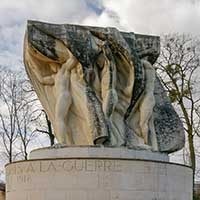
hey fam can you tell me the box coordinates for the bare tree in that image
[0,69,42,162]
[156,34,200,181]
[15,97,40,160]
[36,110,55,146]
[0,69,21,163]
[22,81,55,146]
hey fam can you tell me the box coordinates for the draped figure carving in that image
[24,21,185,152]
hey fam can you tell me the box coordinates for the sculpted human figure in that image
[102,51,119,144]
[53,57,78,144]
[94,36,136,146]
[139,57,158,151]
[27,39,79,144]
[124,39,158,150]
[100,47,118,119]
[88,34,118,120]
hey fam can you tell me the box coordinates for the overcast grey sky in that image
[0,0,199,69]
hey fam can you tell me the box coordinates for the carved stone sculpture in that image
[24,20,185,153]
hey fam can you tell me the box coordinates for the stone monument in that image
[5,20,193,200]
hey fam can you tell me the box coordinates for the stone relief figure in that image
[24,21,185,153]
[138,58,158,150]
[24,32,109,146]
[25,38,79,144]
[142,59,158,149]
[127,40,158,151]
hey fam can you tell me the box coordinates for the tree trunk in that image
[9,142,12,163]
[24,146,28,160]
[44,111,55,146]
[188,130,195,179]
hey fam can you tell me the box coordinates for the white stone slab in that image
[29,146,169,162]
[6,147,192,200]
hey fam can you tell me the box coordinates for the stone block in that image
[6,147,192,200]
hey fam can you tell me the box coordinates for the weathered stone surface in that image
[6,147,193,200]
[29,146,169,162]
[24,20,185,153]
[154,78,185,152]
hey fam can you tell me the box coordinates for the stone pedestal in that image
[0,192,5,200]
[6,147,193,200]
[0,183,5,200]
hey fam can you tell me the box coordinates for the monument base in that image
[6,147,193,200]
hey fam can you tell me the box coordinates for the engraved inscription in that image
[5,160,192,200]
[17,175,32,184]
[6,159,122,193]
[6,159,122,176]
